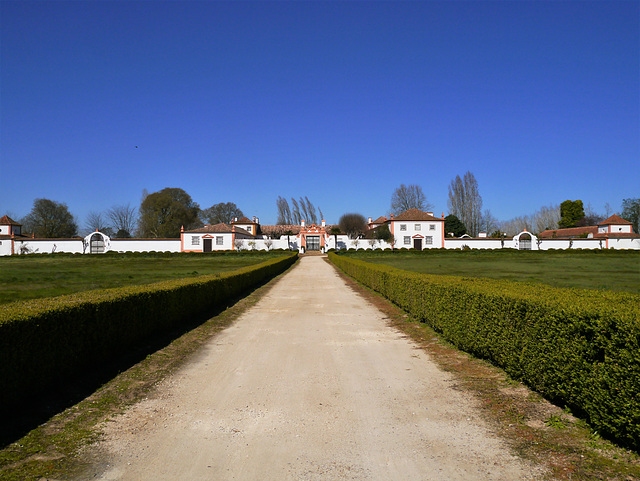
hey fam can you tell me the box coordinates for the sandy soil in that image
[84,256,544,480]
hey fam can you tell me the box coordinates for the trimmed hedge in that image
[0,253,297,408]
[329,252,640,451]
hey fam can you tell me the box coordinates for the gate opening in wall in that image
[306,235,321,251]
[90,233,104,254]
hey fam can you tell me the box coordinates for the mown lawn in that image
[0,251,291,305]
[343,249,640,294]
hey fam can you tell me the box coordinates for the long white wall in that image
[2,231,638,256]
[11,239,85,255]
[110,239,180,253]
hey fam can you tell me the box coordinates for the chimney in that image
[322,219,325,227]
[252,216,256,223]
[427,211,433,216]
[368,217,372,224]
[256,217,259,224]
[479,232,487,238]
[301,219,305,227]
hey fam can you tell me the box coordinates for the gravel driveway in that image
[88,255,543,480]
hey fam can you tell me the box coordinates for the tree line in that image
[11,185,640,240]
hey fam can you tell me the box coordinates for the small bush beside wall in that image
[0,253,297,408]
[329,252,640,451]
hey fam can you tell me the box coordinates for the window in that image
[400,224,407,231]
[216,236,224,245]
[429,224,436,231]
[415,224,421,231]
[426,236,433,245]
[404,236,411,245]
[192,236,200,245]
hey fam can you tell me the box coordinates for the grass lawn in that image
[0,251,291,305]
[344,249,640,294]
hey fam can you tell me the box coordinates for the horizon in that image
[1,1,638,227]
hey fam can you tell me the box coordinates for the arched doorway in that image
[513,231,537,250]
[84,231,111,254]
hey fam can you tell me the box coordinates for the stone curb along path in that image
[85,256,545,481]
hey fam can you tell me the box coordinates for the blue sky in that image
[1,0,638,227]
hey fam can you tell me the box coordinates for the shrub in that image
[328,252,640,451]
[0,253,298,408]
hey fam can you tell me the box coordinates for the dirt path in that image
[85,256,544,480]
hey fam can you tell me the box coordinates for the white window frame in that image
[426,236,433,245]
[400,224,407,231]
[404,236,411,245]
[192,236,200,245]
[429,224,436,231]
[415,224,421,231]
[216,236,224,245]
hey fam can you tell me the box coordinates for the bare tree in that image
[447,172,483,236]
[276,196,322,225]
[390,184,432,215]
[604,202,614,218]
[86,211,107,232]
[107,204,137,238]
[499,216,532,236]
[290,198,301,225]
[264,239,273,251]
[531,205,560,233]
[299,197,310,224]
[480,209,498,235]
[276,196,292,225]
[304,197,318,224]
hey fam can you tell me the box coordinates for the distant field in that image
[343,250,640,294]
[0,251,290,305]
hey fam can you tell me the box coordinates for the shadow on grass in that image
[0,288,258,449]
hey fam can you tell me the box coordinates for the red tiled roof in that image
[392,209,443,221]
[0,215,21,225]
[369,216,386,224]
[538,226,597,239]
[185,223,254,237]
[232,217,255,224]
[594,232,640,239]
[260,225,303,235]
[598,214,632,226]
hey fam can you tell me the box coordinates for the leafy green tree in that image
[22,198,78,238]
[202,202,243,225]
[621,198,640,233]
[374,224,393,243]
[138,188,201,238]
[558,200,585,229]
[444,214,467,237]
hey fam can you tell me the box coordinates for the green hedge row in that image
[329,252,640,451]
[0,253,297,408]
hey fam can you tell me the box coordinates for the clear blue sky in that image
[1,0,638,227]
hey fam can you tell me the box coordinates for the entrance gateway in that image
[306,235,321,251]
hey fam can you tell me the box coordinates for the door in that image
[306,235,320,251]
[203,238,212,252]
[90,233,104,253]
[413,238,422,250]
